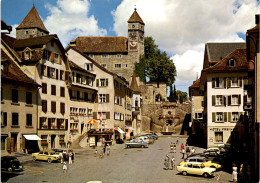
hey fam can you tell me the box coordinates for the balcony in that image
[244,103,252,110]
[132,106,140,116]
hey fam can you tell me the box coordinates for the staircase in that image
[70,132,88,149]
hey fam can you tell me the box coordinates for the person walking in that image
[72,152,75,163]
[238,164,244,182]
[191,147,195,154]
[173,143,177,153]
[170,142,174,153]
[186,147,190,158]
[59,152,63,163]
[181,149,185,159]
[232,163,238,183]
[107,144,111,156]
[176,137,179,144]
[95,149,98,157]
[180,143,184,153]
[68,151,73,164]
[63,162,67,173]
[164,154,170,170]
[170,155,175,170]
[63,151,67,162]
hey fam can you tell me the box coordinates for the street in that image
[2,136,232,183]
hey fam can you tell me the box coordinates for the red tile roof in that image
[128,9,145,25]
[189,78,201,89]
[16,6,49,33]
[130,71,140,93]
[71,36,128,53]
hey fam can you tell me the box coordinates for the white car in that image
[177,162,216,178]
[203,147,221,154]
[132,136,149,144]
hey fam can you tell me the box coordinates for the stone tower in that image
[127,8,145,57]
[16,6,49,39]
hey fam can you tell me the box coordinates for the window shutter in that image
[4,112,7,126]
[106,94,109,103]
[239,112,243,121]
[58,55,61,64]
[41,65,45,76]
[212,112,216,122]
[95,94,98,103]
[47,67,51,77]
[228,112,231,122]
[65,119,68,130]
[244,95,247,104]
[195,113,197,119]
[228,95,231,106]
[238,95,241,105]
[60,103,65,113]
[65,71,69,81]
[106,79,108,86]
[239,77,243,87]
[6,137,11,151]
[56,69,59,80]
[50,52,54,62]
[93,112,97,119]
[51,101,56,113]
[224,112,227,122]
[227,77,231,88]
[42,100,47,112]
[212,95,215,106]
[224,77,227,88]
[212,78,215,88]
[106,112,110,119]
[96,79,99,87]
[223,96,226,106]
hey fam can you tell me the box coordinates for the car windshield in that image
[10,158,19,162]
[50,152,56,155]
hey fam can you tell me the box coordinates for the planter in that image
[41,141,48,146]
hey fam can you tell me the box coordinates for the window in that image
[76,73,81,83]
[99,94,106,103]
[60,103,65,114]
[42,83,47,94]
[98,112,106,120]
[115,64,121,68]
[50,68,55,78]
[216,112,224,122]
[102,54,109,58]
[60,70,64,80]
[1,112,7,126]
[51,85,56,95]
[88,54,94,58]
[26,92,32,104]
[114,112,120,120]
[215,78,223,88]
[215,132,223,142]
[100,79,108,87]
[195,113,203,119]
[215,95,225,106]
[12,113,19,126]
[12,89,18,103]
[117,54,122,58]
[42,100,47,112]
[88,109,92,116]
[227,59,235,66]
[231,95,239,105]
[54,53,59,63]
[26,31,29,35]
[24,51,30,60]
[231,77,238,87]
[101,64,107,68]
[84,92,88,101]
[43,50,51,60]
[85,63,93,71]
[56,69,59,80]
[125,64,127,68]
[60,87,65,97]
[51,101,56,113]
[26,114,32,126]
[232,112,239,122]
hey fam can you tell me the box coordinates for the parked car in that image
[203,147,221,155]
[125,141,149,148]
[1,156,23,172]
[116,139,124,144]
[52,148,73,154]
[141,133,158,140]
[134,136,150,144]
[140,135,154,144]
[187,153,209,159]
[177,162,216,178]
[32,150,60,163]
[179,157,222,170]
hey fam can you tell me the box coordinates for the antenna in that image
[33,0,35,6]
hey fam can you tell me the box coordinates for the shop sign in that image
[209,127,237,131]
[89,137,95,147]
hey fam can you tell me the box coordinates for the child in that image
[95,149,98,157]
[171,156,175,170]
[63,162,67,173]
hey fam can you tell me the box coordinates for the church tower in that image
[16,6,49,39]
[127,8,145,56]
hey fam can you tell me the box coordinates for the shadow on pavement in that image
[1,171,23,182]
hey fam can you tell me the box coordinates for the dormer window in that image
[23,48,32,60]
[227,59,236,66]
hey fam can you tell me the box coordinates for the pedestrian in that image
[170,142,174,153]
[63,162,67,173]
[191,147,195,154]
[164,154,170,170]
[238,164,244,182]
[186,147,190,158]
[100,149,104,158]
[185,143,189,151]
[232,163,238,183]
[95,149,98,157]
[63,151,67,162]
[176,136,179,144]
[170,155,175,170]
[107,144,111,156]
[72,152,75,163]
[173,143,177,153]
[180,143,184,153]
[181,149,185,159]
[68,151,73,164]
[59,152,63,163]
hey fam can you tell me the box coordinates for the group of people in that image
[59,150,74,173]
[164,154,175,170]
[180,143,195,159]
[95,143,111,158]
[232,163,245,183]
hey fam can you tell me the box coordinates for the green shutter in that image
[228,112,231,122]
[106,94,109,103]
[93,112,97,119]
[212,112,216,122]
[238,95,241,105]
[106,112,110,119]
[212,95,215,106]
[6,137,11,151]
[22,137,26,149]
[228,95,231,106]
[96,79,99,87]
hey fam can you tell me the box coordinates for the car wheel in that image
[32,156,36,161]
[203,173,209,178]
[141,145,144,148]
[47,158,52,163]
[182,171,187,176]
[127,145,130,148]
[7,167,13,172]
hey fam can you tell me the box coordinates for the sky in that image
[1,0,260,94]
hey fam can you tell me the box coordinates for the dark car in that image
[1,156,23,172]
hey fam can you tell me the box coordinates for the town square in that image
[1,0,260,183]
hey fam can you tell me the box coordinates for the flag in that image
[99,112,103,124]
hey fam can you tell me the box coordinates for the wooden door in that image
[11,137,14,152]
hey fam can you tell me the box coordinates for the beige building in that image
[1,33,40,153]
[66,47,132,146]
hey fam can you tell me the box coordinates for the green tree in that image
[135,36,176,87]
[176,90,187,104]
[173,85,177,102]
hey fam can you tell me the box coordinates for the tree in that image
[173,85,177,102]
[135,36,177,87]
[176,90,187,104]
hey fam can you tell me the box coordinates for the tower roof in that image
[16,6,49,33]
[128,8,145,25]
[130,72,140,93]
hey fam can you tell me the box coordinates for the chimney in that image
[256,14,260,24]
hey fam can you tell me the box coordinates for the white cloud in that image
[44,0,107,46]
[112,0,260,92]
[9,24,19,38]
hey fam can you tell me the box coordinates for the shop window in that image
[215,132,223,142]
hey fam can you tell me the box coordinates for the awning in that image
[125,127,135,131]
[23,135,42,140]
[115,127,125,134]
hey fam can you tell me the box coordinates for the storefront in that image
[88,129,113,147]
[114,127,125,142]
[23,134,41,153]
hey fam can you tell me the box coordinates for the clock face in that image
[129,32,137,40]
[132,24,135,28]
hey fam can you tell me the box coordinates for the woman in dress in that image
[232,163,238,183]
[164,154,170,170]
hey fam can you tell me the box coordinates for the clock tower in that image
[127,8,145,55]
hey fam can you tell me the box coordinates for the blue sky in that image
[1,0,260,94]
